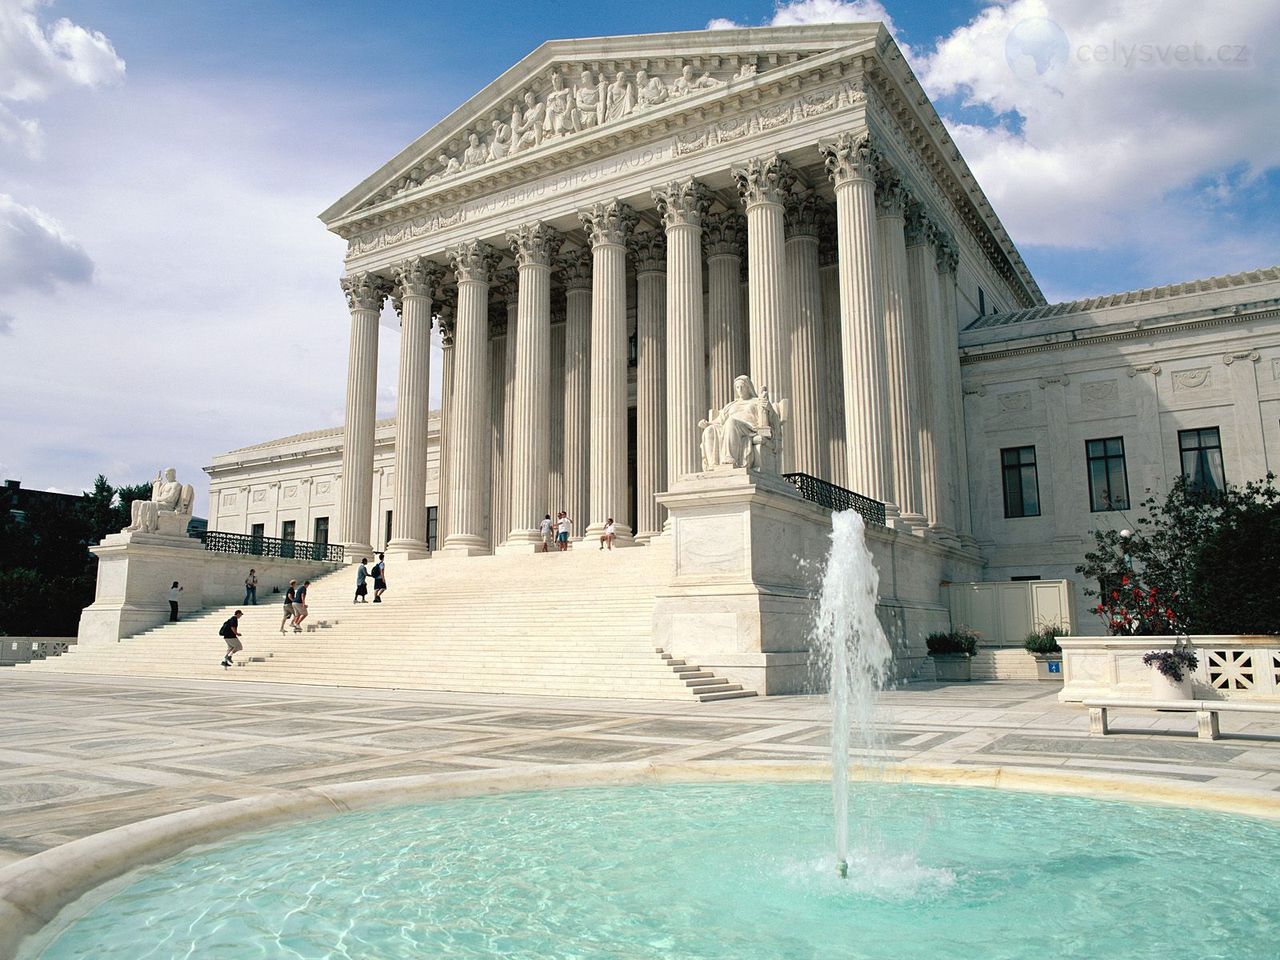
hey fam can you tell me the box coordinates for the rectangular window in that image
[280,520,295,541]
[250,523,264,540]
[384,510,393,547]
[1010,575,1042,581]
[1001,446,1041,518]
[978,286,987,316]
[1179,427,1225,495]
[426,506,438,552]
[313,516,329,544]
[1086,437,1130,511]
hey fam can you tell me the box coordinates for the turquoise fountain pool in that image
[31,781,1280,959]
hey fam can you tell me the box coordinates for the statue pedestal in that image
[652,469,829,695]
[78,531,209,645]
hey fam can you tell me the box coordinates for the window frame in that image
[1000,445,1041,518]
[1178,426,1225,495]
[1086,436,1131,512]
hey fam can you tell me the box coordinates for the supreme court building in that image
[206,23,1280,640]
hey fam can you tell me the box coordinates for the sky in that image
[1,0,1277,516]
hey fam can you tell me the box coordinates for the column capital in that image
[488,302,508,339]
[875,173,909,219]
[820,132,879,186]
[732,153,795,207]
[818,204,839,266]
[935,233,959,274]
[579,200,638,248]
[903,201,938,248]
[448,239,500,283]
[628,229,667,275]
[392,256,446,299]
[652,177,712,230]
[703,211,747,259]
[341,272,392,312]
[784,190,826,241]
[556,247,593,290]
[491,266,519,303]
[507,221,564,268]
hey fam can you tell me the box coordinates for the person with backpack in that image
[219,610,243,668]
[280,580,296,634]
[354,558,370,603]
[291,580,310,631]
[371,554,387,603]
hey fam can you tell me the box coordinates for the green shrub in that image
[926,628,978,657]
[1023,624,1063,655]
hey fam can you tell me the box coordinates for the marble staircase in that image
[20,541,757,702]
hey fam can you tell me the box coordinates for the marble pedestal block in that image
[653,469,828,695]
[78,532,341,644]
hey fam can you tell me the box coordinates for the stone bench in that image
[1084,698,1280,741]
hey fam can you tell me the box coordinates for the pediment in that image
[319,24,886,230]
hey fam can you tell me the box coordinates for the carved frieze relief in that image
[1172,367,1211,392]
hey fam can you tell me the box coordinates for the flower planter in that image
[931,654,973,682]
[1033,654,1063,682]
[1149,670,1192,700]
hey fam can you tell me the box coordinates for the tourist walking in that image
[243,569,258,605]
[355,558,370,603]
[556,512,572,551]
[219,610,243,668]
[539,514,554,553]
[372,553,387,603]
[280,580,297,634]
[291,580,310,632]
[168,581,183,621]
[599,518,616,551]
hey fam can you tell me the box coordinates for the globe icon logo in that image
[1005,17,1070,83]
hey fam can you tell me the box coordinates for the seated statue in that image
[126,467,195,535]
[698,375,788,475]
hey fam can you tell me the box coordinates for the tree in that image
[1078,474,1280,636]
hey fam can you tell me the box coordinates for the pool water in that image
[34,782,1280,959]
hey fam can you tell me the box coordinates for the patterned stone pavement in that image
[3,672,1280,865]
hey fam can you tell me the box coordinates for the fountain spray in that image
[812,511,892,879]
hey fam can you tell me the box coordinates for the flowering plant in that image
[1092,576,1182,637]
[1141,647,1199,683]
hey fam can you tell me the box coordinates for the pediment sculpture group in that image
[394,61,759,196]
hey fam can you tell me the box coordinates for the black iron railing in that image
[782,473,886,527]
[200,530,344,563]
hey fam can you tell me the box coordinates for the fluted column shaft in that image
[549,319,567,519]
[339,273,388,557]
[580,200,637,541]
[436,306,456,548]
[784,192,828,478]
[819,254,848,488]
[442,242,495,554]
[822,134,890,505]
[937,243,975,545]
[705,213,748,411]
[734,156,794,413]
[634,258,666,539]
[488,322,506,553]
[497,282,518,550]
[561,250,592,539]
[387,259,442,559]
[878,180,924,526]
[504,223,561,548]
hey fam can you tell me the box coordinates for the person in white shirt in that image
[556,512,573,551]
[167,581,183,621]
[599,518,616,551]
[538,514,554,553]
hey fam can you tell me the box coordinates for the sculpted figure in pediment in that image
[435,153,461,177]
[603,71,635,123]
[461,132,488,169]
[634,69,669,109]
[673,64,724,97]
[543,71,574,138]
[573,69,603,131]
[487,117,512,161]
[511,90,546,153]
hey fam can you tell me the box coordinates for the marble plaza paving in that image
[3,673,1280,865]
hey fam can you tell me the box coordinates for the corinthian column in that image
[559,248,592,539]
[488,305,507,553]
[502,222,562,549]
[704,212,748,410]
[878,173,925,528]
[339,272,390,558]
[905,206,957,542]
[629,228,667,541]
[784,189,829,479]
[492,268,518,552]
[549,308,567,519]
[441,240,497,554]
[580,200,637,542]
[436,295,456,548]
[732,154,794,416]
[653,177,711,490]
[387,257,444,559]
[818,220,848,488]
[820,133,889,505]
[936,239,975,546]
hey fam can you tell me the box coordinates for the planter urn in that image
[1033,653,1063,682]
[931,653,973,682]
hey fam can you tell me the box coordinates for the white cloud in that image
[709,0,900,36]
[0,192,92,292]
[0,309,13,335]
[917,0,1280,257]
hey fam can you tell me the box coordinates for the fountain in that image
[811,510,893,879]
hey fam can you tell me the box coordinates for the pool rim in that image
[5,759,1280,959]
